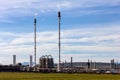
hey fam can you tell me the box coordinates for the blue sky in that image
[0,0,120,64]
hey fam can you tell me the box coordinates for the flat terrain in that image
[0,72,120,80]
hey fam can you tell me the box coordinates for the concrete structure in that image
[29,55,32,67]
[13,55,16,66]
[93,61,96,69]
[90,60,92,69]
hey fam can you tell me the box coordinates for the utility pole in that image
[58,11,61,72]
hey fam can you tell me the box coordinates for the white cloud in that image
[0,0,120,21]
[0,23,120,64]
[0,0,120,65]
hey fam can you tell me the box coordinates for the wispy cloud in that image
[0,0,120,64]
[0,0,120,22]
[0,23,120,64]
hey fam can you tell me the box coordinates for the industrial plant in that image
[0,54,120,74]
[0,11,120,74]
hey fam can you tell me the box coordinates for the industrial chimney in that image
[13,55,16,66]
[34,13,37,71]
[29,55,33,67]
[57,11,61,72]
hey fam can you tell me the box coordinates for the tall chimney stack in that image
[58,11,61,72]
[13,55,16,66]
[34,13,37,71]
[29,55,33,67]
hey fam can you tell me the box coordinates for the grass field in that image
[0,72,120,80]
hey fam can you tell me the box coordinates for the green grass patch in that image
[0,72,120,80]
